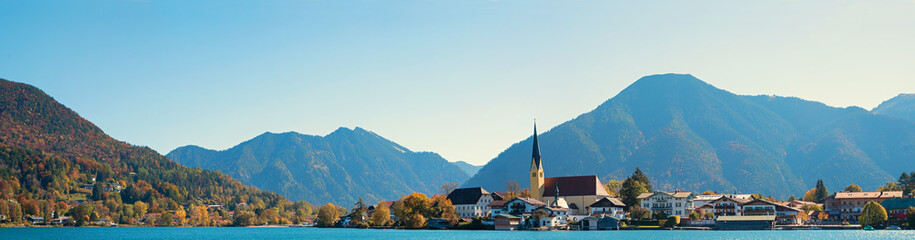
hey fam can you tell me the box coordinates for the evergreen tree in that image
[631,168,653,192]
[814,180,828,203]
[620,177,648,211]
[90,184,104,201]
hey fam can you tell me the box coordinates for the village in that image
[329,125,915,231]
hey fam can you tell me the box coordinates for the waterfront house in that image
[880,198,915,225]
[693,194,752,209]
[27,216,44,224]
[587,197,626,219]
[505,197,547,215]
[637,191,696,218]
[708,196,749,217]
[740,199,804,225]
[532,205,570,227]
[823,191,903,221]
[447,187,502,218]
[488,200,508,217]
[493,214,522,230]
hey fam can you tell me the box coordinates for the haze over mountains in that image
[166,128,469,206]
[464,74,915,199]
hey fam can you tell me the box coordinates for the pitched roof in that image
[880,198,915,210]
[488,200,508,208]
[537,206,570,212]
[541,176,610,197]
[447,187,490,205]
[833,191,903,199]
[589,197,626,208]
[709,196,750,205]
[508,197,547,207]
[637,191,694,199]
[491,192,504,201]
[740,199,801,212]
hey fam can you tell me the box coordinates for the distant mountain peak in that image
[873,93,915,122]
[168,125,468,205]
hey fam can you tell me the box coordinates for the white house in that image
[588,197,626,219]
[532,206,570,227]
[637,191,696,218]
[446,187,503,218]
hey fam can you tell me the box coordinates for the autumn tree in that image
[175,206,187,226]
[316,203,341,227]
[700,190,716,195]
[802,188,817,202]
[844,184,863,192]
[801,204,823,212]
[429,195,458,225]
[371,202,390,226]
[604,180,622,197]
[134,201,148,220]
[859,201,887,227]
[878,182,902,192]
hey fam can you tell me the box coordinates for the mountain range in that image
[0,79,290,211]
[166,128,469,206]
[452,161,483,176]
[463,74,915,199]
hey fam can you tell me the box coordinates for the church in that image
[528,123,611,215]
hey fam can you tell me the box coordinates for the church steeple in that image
[531,121,542,170]
[530,120,545,201]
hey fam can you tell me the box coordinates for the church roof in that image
[541,176,610,197]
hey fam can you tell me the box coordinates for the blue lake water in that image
[2,227,914,240]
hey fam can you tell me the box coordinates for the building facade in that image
[637,191,696,218]
[446,187,502,218]
[823,191,903,221]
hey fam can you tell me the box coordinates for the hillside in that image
[873,93,915,122]
[463,74,915,198]
[0,78,309,225]
[167,128,469,206]
[452,161,483,176]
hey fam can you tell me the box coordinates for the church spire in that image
[531,120,542,170]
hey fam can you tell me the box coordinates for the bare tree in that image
[506,181,522,199]
[439,183,459,196]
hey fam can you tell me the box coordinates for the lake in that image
[2,227,914,240]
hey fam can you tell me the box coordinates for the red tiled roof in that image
[541,176,610,197]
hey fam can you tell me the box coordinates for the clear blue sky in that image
[2,0,914,165]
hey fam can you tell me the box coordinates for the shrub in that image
[664,216,680,228]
